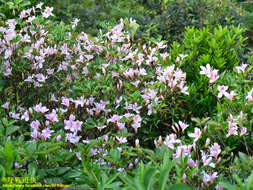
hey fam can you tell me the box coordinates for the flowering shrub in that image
[169,25,249,117]
[0,2,252,190]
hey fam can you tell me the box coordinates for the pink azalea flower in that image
[117,168,125,172]
[31,130,40,139]
[226,121,238,137]
[225,90,236,101]
[116,136,127,144]
[42,7,54,18]
[14,162,20,169]
[72,18,80,29]
[209,143,221,159]
[61,97,70,107]
[205,138,210,147]
[209,69,219,83]
[41,128,54,140]
[235,64,248,73]
[217,85,228,98]
[178,121,189,133]
[4,49,12,59]
[30,120,40,130]
[188,127,202,142]
[117,122,125,131]
[246,88,253,101]
[21,111,29,121]
[45,109,59,123]
[135,139,139,147]
[203,171,218,184]
[9,112,20,120]
[34,103,49,113]
[36,2,43,9]
[128,162,133,169]
[1,102,9,109]
[164,134,181,149]
[200,64,212,76]
[76,152,81,161]
[240,127,247,136]
[56,134,61,141]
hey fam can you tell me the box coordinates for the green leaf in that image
[119,174,137,190]
[6,125,19,136]
[143,168,157,190]
[219,182,237,190]
[246,170,253,190]
[0,124,4,136]
[28,163,37,178]
[167,184,193,190]
[26,141,37,155]
[57,167,71,175]
[105,173,119,185]
[159,169,170,190]
[129,21,140,39]
[232,173,243,189]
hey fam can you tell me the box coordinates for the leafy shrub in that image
[171,25,248,117]
[0,2,252,190]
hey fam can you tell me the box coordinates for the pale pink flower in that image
[46,68,54,75]
[56,134,61,141]
[21,111,29,121]
[160,52,169,61]
[41,128,54,140]
[217,85,228,98]
[225,90,236,101]
[117,168,125,172]
[173,145,191,159]
[209,143,221,159]
[30,120,40,130]
[61,97,70,107]
[1,102,9,109]
[19,10,26,19]
[14,162,20,169]
[200,64,219,83]
[203,171,218,184]
[188,127,202,142]
[4,49,12,59]
[9,112,20,120]
[117,122,125,131]
[4,67,12,76]
[156,41,167,49]
[164,134,181,149]
[235,64,248,73]
[6,19,16,28]
[240,127,247,136]
[132,122,141,133]
[205,138,210,147]
[201,150,214,167]
[246,88,253,101]
[209,69,219,83]
[133,115,142,123]
[34,103,49,113]
[31,130,40,139]
[226,121,238,137]
[200,64,212,76]
[178,121,189,133]
[36,2,44,9]
[5,29,16,41]
[135,139,139,147]
[72,18,80,29]
[116,136,127,144]
[42,7,54,18]
[45,109,59,123]
[128,162,133,169]
[76,152,81,161]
